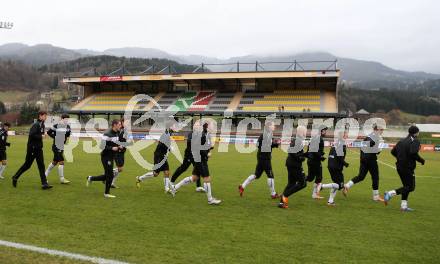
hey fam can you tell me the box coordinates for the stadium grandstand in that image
[63,60,344,124]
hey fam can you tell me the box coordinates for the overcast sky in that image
[1,0,439,73]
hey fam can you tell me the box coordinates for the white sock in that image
[345,180,354,189]
[175,176,193,190]
[45,163,55,177]
[312,183,317,196]
[164,177,170,190]
[267,178,276,195]
[388,190,397,197]
[204,182,213,201]
[373,190,379,197]
[401,200,408,209]
[0,164,5,177]
[242,174,256,188]
[139,172,154,181]
[58,165,64,181]
[112,168,120,185]
[328,188,337,203]
[322,183,339,189]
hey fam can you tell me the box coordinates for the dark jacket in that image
[286,137,306,168]
[391,135,424,171]
[328,140,348,170]
[27,119,45,149]
[0,128,10,151]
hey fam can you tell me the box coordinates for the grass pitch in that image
[0,136,439,263]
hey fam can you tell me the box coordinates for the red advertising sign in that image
[100,76,123,82]
[421,144,435,151]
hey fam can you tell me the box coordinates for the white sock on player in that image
[175,176,193,190]
[322,183,339,189]
[139,172,154,181]
[345,180,354,189]
[112,168,119,185]
[267,178,276,196]
[204,182,213,201]
[328,188,337,203]
[164,177,170,190]
[45,163,55,177]
[312,183,317,195]
[242,174,256,188]
[58,165,64,181]
[401,200,408,209]
[0,164,6,177]
[373,189,379,197]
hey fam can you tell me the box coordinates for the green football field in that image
[0,136,439,263]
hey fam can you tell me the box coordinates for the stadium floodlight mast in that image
[0,21,14,29]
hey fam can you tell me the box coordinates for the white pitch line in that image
[346,148,438,179]
[0,240,130,264]
[377,159,396,169]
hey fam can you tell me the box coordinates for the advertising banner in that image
[100,76,123,82]
[421,144,435,151]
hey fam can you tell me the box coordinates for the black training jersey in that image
[190,128,213,162]
[200,129,213,161]
[117,127,127,153]
[100,128,120,157]
[47,123,71,150]
[184,131,193,158]
[154,129,171,157]
[286,137,306,168]
[391,135,424,170]
[307,134,325,163]
[0,128,10,151]
[328,140,347,170]
[360,133,381,162]
[27,119,45,149]
[256,132,279,160]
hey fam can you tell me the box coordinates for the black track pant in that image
[395,167,415,201]
[351,160,379,190]
[171,156,201,187]
[306,161,322,184]
[328,167,344,190]
[282,166,307,197]
[90,155,114,194]
[13,146,48,185]
[255,159,274,179]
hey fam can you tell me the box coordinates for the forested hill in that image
[0,60,54,91]
[339,84,440,116]
[0,56,199,91]
[39,55,199,76]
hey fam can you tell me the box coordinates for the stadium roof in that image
[63,60,340,84]
[63,70,339,85]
